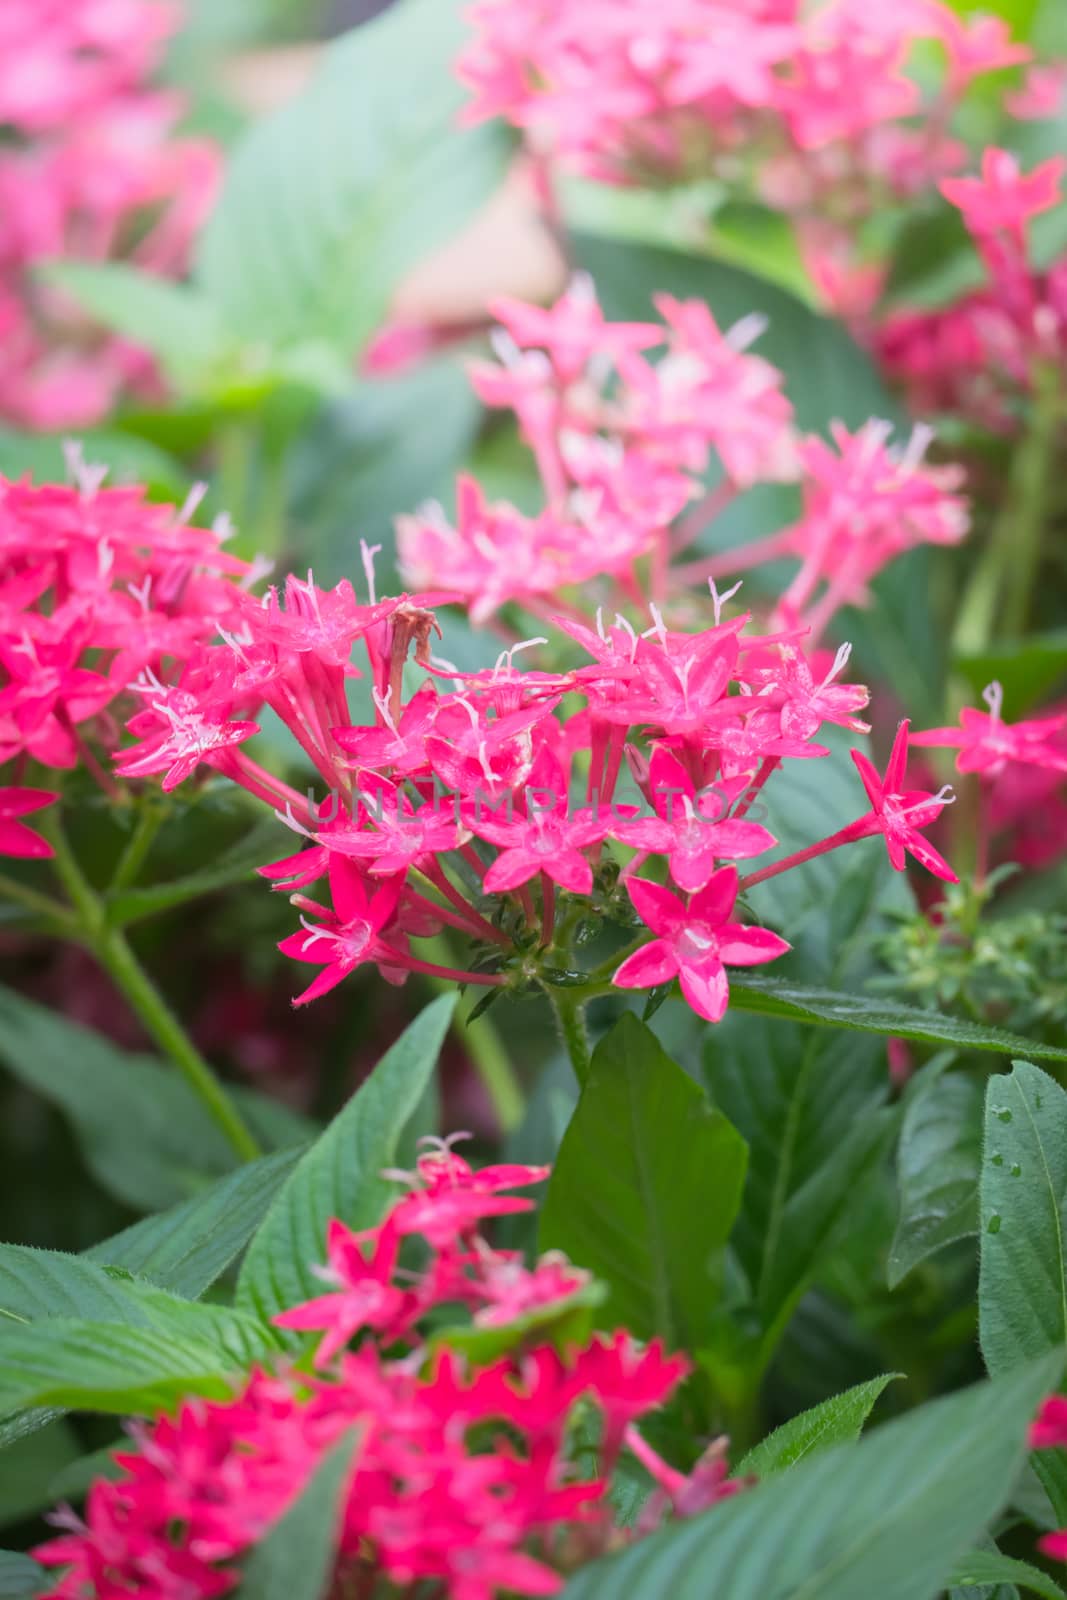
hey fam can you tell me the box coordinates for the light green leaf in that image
[979,1061,1067,1374]
[540,1015,747,1350]
[38,262,226,387]
[240,1430,361,1600]
[561,1358,1059,1600]
[0,1311,268,1419]
[0,987,311,1211]
[889,1072,982,1287]
[197,0,511,358]
[237,995,455,1322]
[0,427,187,499]
[85,1147,305,1298]
[737,1374,900,1479]
[949,1551,1067,1600]
[726,978,1067,1065]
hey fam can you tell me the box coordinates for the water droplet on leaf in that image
[987,1214,1002,1234]
[996,1108,1013,1123]
[1011,1164,1021,1177]
[991,1153,1003,1166]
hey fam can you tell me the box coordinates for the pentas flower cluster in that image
[0,457,255,854]
[118,548,958,1023]
[877,150,1067,429]
[398,277,969,647]
[34,1141,742,1600]
[0,0,218,429]
[459,0,1024,244]
[915,681,1067,874]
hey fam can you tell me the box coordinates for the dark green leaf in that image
[0,1420,81,1528]
[560,1358,1059,1600]
[955,632,1067,721]
[240,1430,360,1600]
[704,1016,892,1361]
[105,817,286,925]
[737,1374,900,1478]
[237,995,455,1322]
[0,1552,42,1599]
[540,1015,747,1350]
[726,977,1067,1064]
[84,1147,305,1298]
[0,987,311,1211]
[949,1552,1067,1600]
[888,1072,982,1287]
[197,0,511,358]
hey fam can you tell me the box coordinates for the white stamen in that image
[360,540,382,605]
[177,482,208,525]
[708,578,743,627]
[982,680,1004,722]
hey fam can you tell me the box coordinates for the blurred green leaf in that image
[949,1551,1066,1600]
[0,988,311,1212]
[197,0,511,359]
[561,1359,1060,1600]
[240,1430,361,1600]
[540,1014,748,1350]
[0,1552,42,1599]
[238,995,455,1322]
[955,631,1067,719]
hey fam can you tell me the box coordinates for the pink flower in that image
[0,785,57,857]
[941,149,1066,238]
[278,858,408,1005]
[615,745,776,891]
[851,721,958,882]
[911,682,1067,781]
[273,1220,416,1365]
[614,865,790,1022]
[1031,1394,1067,1451]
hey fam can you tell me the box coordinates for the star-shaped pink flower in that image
[613,865,790,1023]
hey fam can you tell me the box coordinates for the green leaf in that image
[540,1015,747,1350]
[560,1358,1059,1600]
[737,1374,901,1478]
[105,816,287,925]
[0,1311,268,1419]
[888,1072,982,1287]
[0,987,311,1211]
[980,1061,1067,1373]
[725,977,1067,1065]
[949,1552,1067,1600]
[0,1420,81,1528]
[289,358,482,587]
[237,995,455,1322]
[38,262,227,388]
[85,1147,304,1298]
[197,0,511,358]
[0,427,188,500]
[240,1430,360,1600]
[0,1552,42,1599]
[955,631,1067,721]
[704,1016,893,1360]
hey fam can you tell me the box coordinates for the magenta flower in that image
[0,785,57,858]
[468,753,610,895]
[273,1220,416,1366]
[851,720,958,882]
[278,857,407,1006]
[941,148,1066,237]
[614,866,790,1023]
[615,745,776,892]
[912,681,1067,780]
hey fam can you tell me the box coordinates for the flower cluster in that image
[0,0,218,429]
[458,0,1025,247]
[877,151,1067,429]
[34,1141,742,1600]
[114,540,957,1022]
[1030,1396,1067,1564]
[398,278,968,647]
[0,456,255,853]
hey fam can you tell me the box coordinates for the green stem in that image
[546,987,593,1085]
[0,872,75,930]
[953,365,1060,657]
[109,804,163,892]
[97,926,261,1161]
[45,814,261,1162]
[418,935,525,1134]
